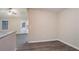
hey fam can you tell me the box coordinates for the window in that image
[22,22,26,28]
[2,21,8,30]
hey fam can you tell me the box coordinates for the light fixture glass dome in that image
[7,8,18,16]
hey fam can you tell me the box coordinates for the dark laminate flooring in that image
[17,40,78,51]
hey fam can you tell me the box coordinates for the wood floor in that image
[17,40,78,51]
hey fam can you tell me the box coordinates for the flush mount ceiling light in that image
[8,8,17,16]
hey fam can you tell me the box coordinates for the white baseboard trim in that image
[58,39,79,50]
[28,39,58,43]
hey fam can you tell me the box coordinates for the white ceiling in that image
[30,8,66,13]
[0,8,66,13]
[42,8,66,12]
[0,8,66,17]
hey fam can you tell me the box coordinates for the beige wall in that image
[58,9,79,49]
[28,9,57,42]
[8,16,20,34]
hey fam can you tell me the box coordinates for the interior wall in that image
[58,8,79,49]
[8,16,20,33]
[28,9,57,42]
